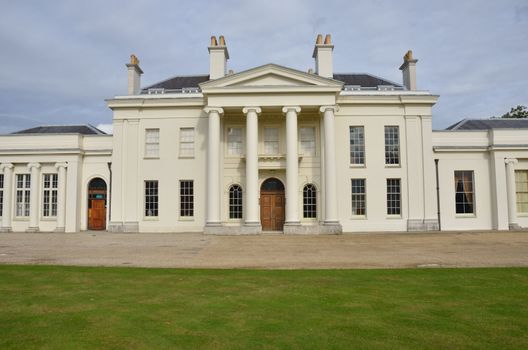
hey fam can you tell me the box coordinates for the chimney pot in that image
[219,35,226,46]
[316,34,323,45]
[324,34,331,44]
[210,36,218,46]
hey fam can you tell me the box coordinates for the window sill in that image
[385,164,401,168]
[516,213,528,217]
[351,215,367,220]
[41,217,57,221]
[144,156,160,160]
[178,156,195,159]
[386,215,402,219]
[13,217,29,221]
[143,216,159,221]
[455,213,476,218]
[179,216,194,222]
[349,164,366,168]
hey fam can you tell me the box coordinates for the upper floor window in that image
[0,174,3,217]
[229,185,243,219]
[349,126,365,165]
[384,126,400,165]
[264,128,279,155]
[515,170,528,214]
[227,127,243,156]
[16,174,30,217]
[42,174,58,217]
[454,171,474,214]
[179,128,195,157]
[303,184,317,218]
[145,129,160,157]
[180,180,194,217]
[145,180,159,217]
[300,127,316,156]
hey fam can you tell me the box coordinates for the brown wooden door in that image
[88,199,106,230]
[260,192,285,231]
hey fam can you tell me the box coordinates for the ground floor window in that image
[42,174,58,217]
[515,170,528,214]
[454,171,474,214]
[180,180,194,217]
[229,185,243,219]
[303,184,317,218]
[16,174,30,217]
[145,180,159,217]
[386,178,401,215]
[351,179,366,216]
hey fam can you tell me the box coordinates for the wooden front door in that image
[88,199,106,230]
[260,192,285,231]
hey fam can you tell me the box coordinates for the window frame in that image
[384,125,400,166]
[263,127,280,155]
[179,180,194,219]
[144,128,160,158]
[144,180,159,218]
[299,126,316,157]
[386,178,401,216]
[454,170,475,216]
[351,178,367,217]
[42,173,58,218]
[179,127,195,158]
[349,126,365,166]
[15,174,31,218]
[303,183,317,219]
[228,184,243,220]
[515,170,528,215]
[226,126,244,157]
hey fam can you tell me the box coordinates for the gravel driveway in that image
[0,231,527,269]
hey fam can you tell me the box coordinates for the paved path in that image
[0,231,527,269]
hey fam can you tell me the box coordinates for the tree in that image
[500,105,528,119]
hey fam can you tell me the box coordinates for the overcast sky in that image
[0,0,527,134]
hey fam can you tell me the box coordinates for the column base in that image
[54,227,65,233]
[321,221,343,234]
[0,227,12,233]
[204,224,262,235]
[108,221,139,232]
[509,223,521,231]
[407,219,439,232]
[284,223,341,235]
[27,226,39,233]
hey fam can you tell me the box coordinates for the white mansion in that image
[0,35,527,233]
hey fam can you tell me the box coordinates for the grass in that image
[0,266,527,349]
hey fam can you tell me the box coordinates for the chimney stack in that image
[312,34,334,78]
[208,35,229,80]
[399,50,418,90]
[126,54,143,95]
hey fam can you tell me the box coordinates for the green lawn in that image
[0,266,527,349]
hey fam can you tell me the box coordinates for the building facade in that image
[0,35,527,233]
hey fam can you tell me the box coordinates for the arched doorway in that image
[88,177,107,230]
[260,178,285,231]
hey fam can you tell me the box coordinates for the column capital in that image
[0,163,14,170]
[27,162,41,170]
[505,158,518,165]
[204,106,224,115]
[319,105,339,114]
[282,106,301,114]
[242,106,262,115]
[55,162,68,169]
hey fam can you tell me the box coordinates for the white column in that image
[204,107,223,227]
[505,158,519,230]
[320,106,339,225]
[283,106,301,226]
[0,163,14,232]
[243,107,261,227]
[27,162,41,232]
[55,162,68,232]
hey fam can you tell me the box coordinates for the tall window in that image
[386,178,401,215]
[42,174,58,217]
[145,129,160,157]
[303,184,317,218]
[264,128,279,155]
[516,170,528,214]
[0,174,3,217]
[349,126,365,165]
[145,180,159,217]
[384,126,400,165]
[180,180,194,217]
[227,127,243,156]
[454,171,474,214]
[179,128,195,157]
[229,185,243,219]
[300,127,316,156]
[351,179,366,216]
[16,174,30,217]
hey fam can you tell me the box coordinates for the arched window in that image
[229,185,243,219]
[303,184,317,218]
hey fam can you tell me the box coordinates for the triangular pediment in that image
[199,63,343,90]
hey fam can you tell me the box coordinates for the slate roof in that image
[141,73,401,92]
[446,119,528,131]
[12,124,107,135]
